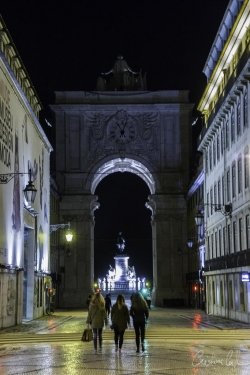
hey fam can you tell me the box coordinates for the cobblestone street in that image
[1,308,250,374]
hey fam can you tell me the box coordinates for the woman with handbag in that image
[111,294,130,352]
[130,292,149,353]
[86,292,107,353]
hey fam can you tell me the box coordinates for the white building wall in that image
[0,18,52,327]
[198,1,250,322]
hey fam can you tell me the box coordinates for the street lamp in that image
[0,168,37,203]
[195,212,204,227]
[50,222,73,242]
[187,239,194,249]
[50,222,73,256]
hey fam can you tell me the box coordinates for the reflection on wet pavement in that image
[0,308,250,374]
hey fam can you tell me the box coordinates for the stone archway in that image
[51,88,192,307]
[91,158,154,294]
[90,158,155,194]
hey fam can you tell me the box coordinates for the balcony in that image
[205,249,250,271]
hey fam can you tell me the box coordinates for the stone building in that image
[51,56,193,307]
[0,16,52,328]
[197,0,250,322]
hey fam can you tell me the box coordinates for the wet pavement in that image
[0,307,250,374]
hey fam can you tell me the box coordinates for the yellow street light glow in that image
[65,230,73,242]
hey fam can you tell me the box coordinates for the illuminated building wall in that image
[0,16,52,328]
[198,0,250,322]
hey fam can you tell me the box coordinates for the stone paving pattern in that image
[0,308,250,374]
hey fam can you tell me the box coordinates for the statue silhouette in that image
[116,232,125,252]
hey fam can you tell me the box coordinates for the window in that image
[212,281,216,305]
[218,179,221,205]
[226,119,229,149]
[205,149,208,173]
[243,89,248,128]
[226,169,230,202]
[237,97,241,136]
[246,215,250,250]
[229,280,233,309]
[244,147,249,189]
[220,280,224,307]
[218,228,222,257]
[210,188,213,215]
[209,145,212,171]
[227,223,231,254]
[207,235,210,260]
[213,139,216,166]
[217,134,220,161]
[238,156,242,194]
[222,175,225,204]
[232,221,237,253]
[231,107,235,143]
[211,233,214,258]
[207,192,210,218]
[239,218,243,251]
[232,162,236,198]
[221,126,224,155]
[240,281,245,311]
[215,232,218,258]
[214,184,217,206]
[223,227,226,256]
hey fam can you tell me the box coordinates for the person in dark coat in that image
[111,294,130,352]
[86,292,108,353]
[130,292,149,353]
[105,293,112,317]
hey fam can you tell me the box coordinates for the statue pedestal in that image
[103,252,137,292]
[114,255,129,290]
[114,255,129,282]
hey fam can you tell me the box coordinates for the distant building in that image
[0,16,52,328]
[197,0,250,322]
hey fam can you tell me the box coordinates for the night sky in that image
[1,0,229,280]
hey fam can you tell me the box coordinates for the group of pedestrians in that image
[86,291,149,354]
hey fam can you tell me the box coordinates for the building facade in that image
[186,157,206,309]
[198,0,250,322]
[51,57,193,308]
[0,17,52,328]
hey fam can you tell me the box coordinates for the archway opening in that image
[94,172,152,287]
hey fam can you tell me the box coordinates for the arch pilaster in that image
[58,194,99,307]
[147,194,188,306]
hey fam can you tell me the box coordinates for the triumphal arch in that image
[51,56,193,307]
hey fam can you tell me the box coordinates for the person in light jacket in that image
[111,294,130,352]
[130,292,149,353]
[86,292,107,353]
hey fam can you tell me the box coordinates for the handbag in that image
[81,325,93,342]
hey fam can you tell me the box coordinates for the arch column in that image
[59,194,99,307]
[147,194,188,307]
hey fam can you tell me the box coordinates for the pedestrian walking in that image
[86,294,92,310]
[86,292,108,353]
[111,294,130,352]
[105,293,112,317]
[130,292,149,353]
